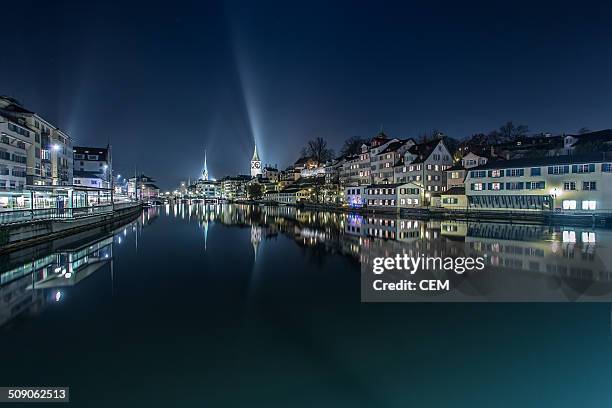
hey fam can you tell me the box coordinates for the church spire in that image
[202,149,209,181]
[251,143,262,177]
[252,144,260,161]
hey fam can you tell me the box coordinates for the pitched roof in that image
[443,186,466,196]
[447,162,465,171]
[408,139,445,164]
[570,129,612,146]
[378,141,403,155]
[469,152,612,171]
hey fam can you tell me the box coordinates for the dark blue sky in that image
[2,0,612,189]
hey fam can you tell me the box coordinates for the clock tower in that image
[250,145,262,177]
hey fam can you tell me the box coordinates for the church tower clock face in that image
[251,145,262,177]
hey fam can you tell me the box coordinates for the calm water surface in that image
[1,204,612,407]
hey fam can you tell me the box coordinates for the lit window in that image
[562,200,577,210]
[582,200,596,210]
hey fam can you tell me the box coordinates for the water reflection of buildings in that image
[0,207,159,329]
[173,203,612,284]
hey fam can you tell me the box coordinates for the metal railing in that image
[0,201,141,225]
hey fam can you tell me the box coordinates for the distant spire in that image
[203,149,209,181]
[252,144,260,161]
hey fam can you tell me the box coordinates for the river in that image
[1,203,611,407]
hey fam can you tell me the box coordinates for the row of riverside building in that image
[179,127,612,214]
[257,129,612,214]
[0,96,160,210]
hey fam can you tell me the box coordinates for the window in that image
[572,164,595,173]
[563,181,576,191]
[507,168,524,177]
[472,183,483,191]
[491,182,502,190]
[548,165,569,175]
[562,200,577,210]
[583,181,597,191]
[400,199,405,205]
[470,170,486,178]
[582,200,596,210]
[491,169,503,177]
[531,167,541,176]
[450,171,460,179]
[526,181,545,190]
[602,163,612,172]
[505,182,524,190]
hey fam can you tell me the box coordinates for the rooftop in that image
[407,139,445,164]
[469,152,612,170]
[442,186,466,196]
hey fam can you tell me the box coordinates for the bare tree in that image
[247,183,263,200]
[301,137,335,165]
[489,121,529,143]
[340,136,367,157]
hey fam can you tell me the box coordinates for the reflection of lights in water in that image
[105,254,109,258]
[582,232,596,243]
[563,230,576,243]
[118,236,122,244]
[65,272,72,279]
[124,228,127,236]
[55,291,62,302]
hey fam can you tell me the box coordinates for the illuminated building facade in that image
[251,145,262,177]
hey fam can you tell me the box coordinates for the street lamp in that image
[549,187,562,211]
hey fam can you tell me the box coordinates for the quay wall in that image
[0,203,142,253]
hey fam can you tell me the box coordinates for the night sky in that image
[2,0,611,189]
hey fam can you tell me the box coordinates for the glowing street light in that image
[51,144,60,151]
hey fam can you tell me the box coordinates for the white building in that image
[464,153,612,212]
[446,151,496,190]
[73,146,109,188]
[344,185,366,208]
[0,96,73,191]
[372,139,415,183]
[363,182,422,211]
[393,139,453,202]
[220,175,251,200]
